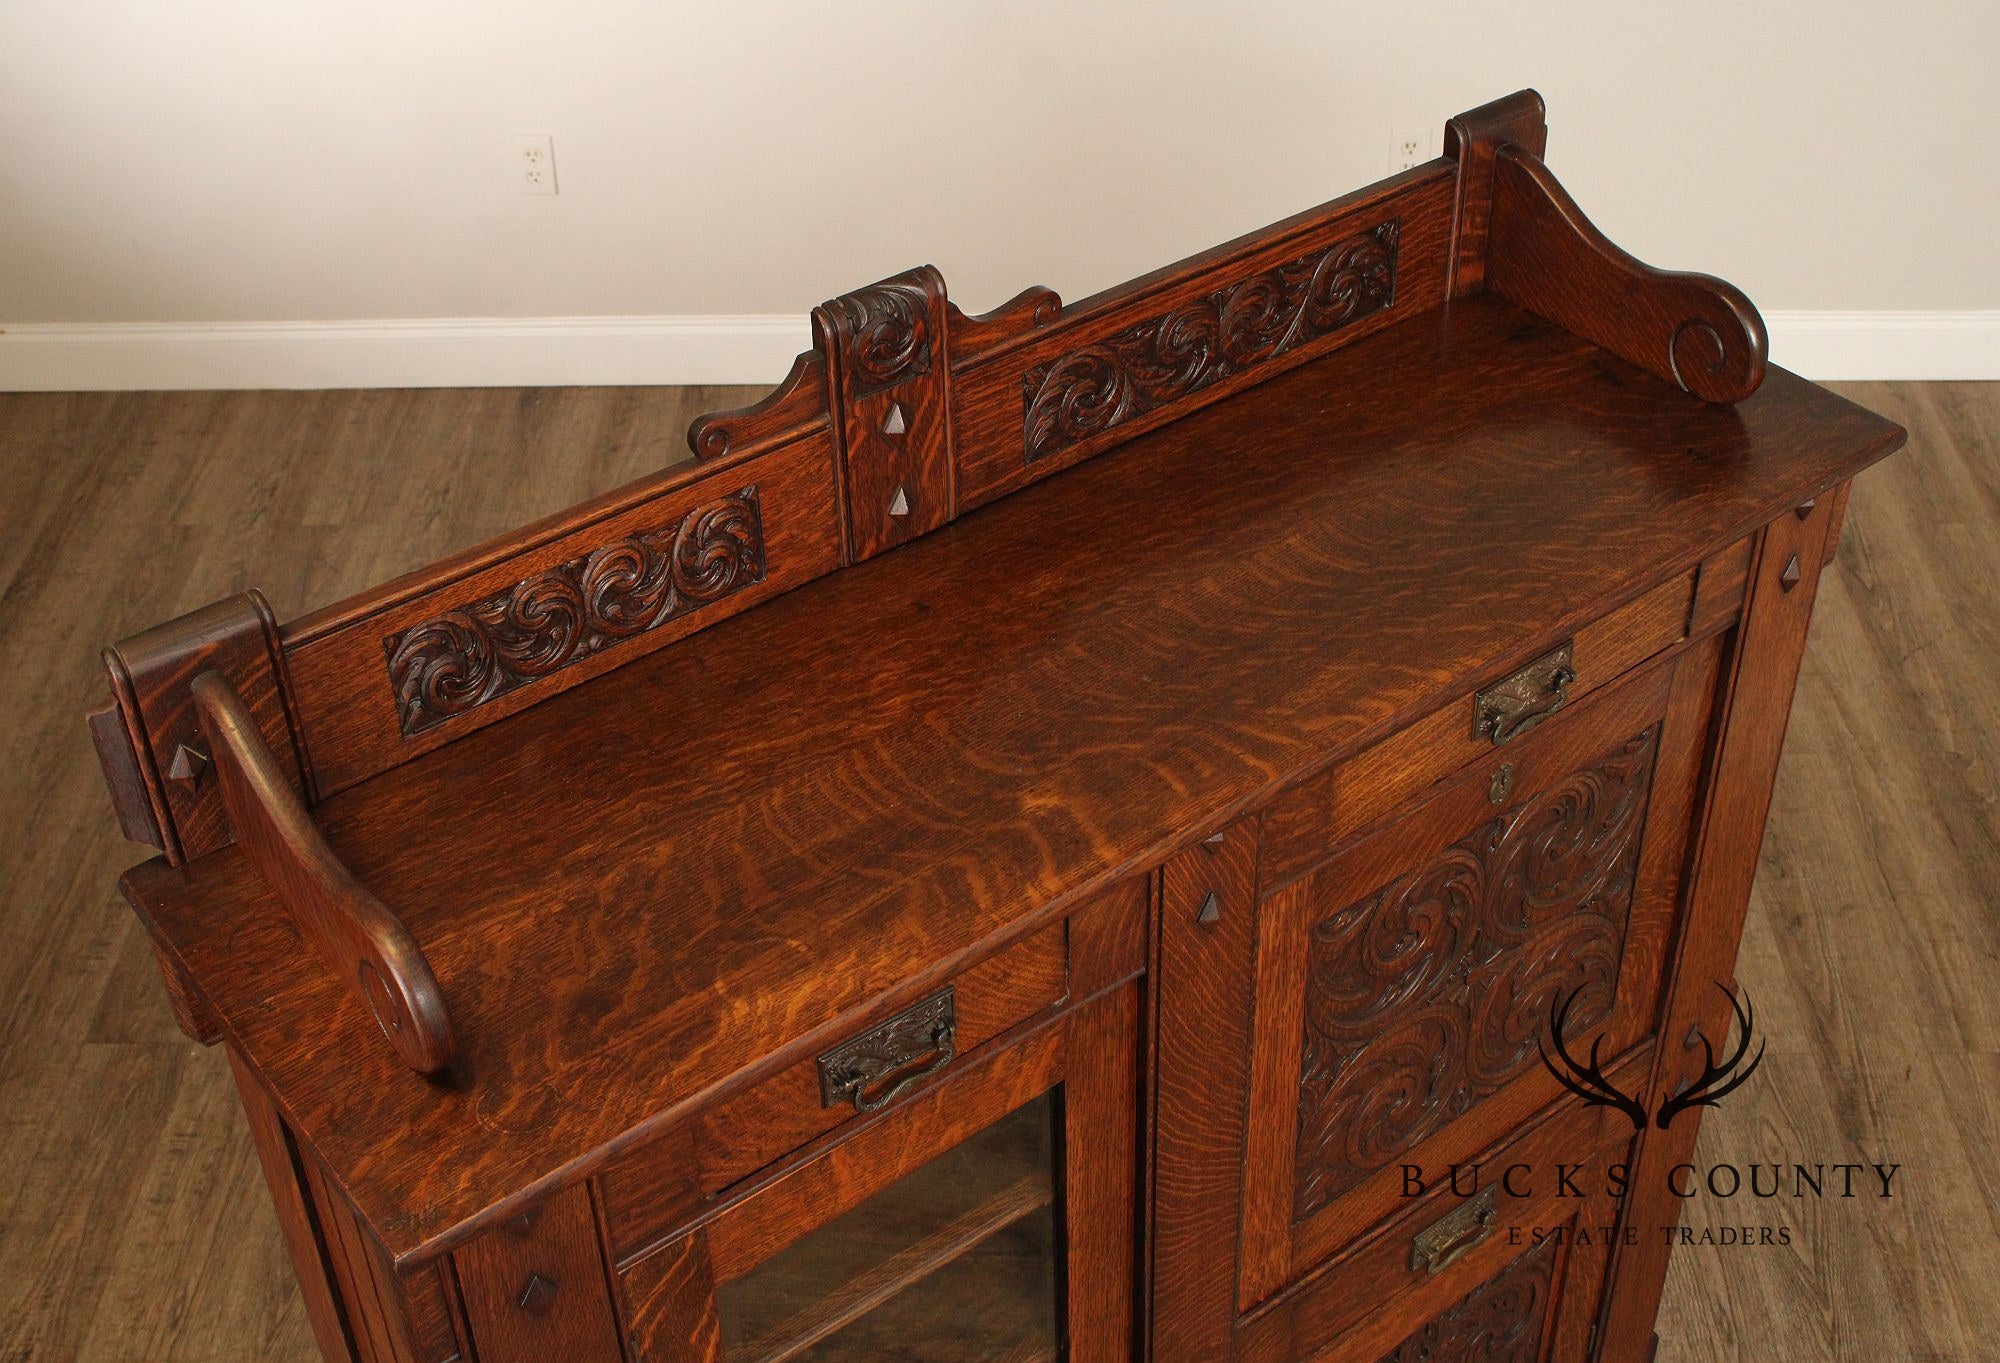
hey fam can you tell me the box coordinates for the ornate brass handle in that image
[1473,641,1576,746]
[817,987,957,1112]
[1411,1187,1499,1274]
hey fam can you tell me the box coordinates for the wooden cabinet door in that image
[618,983,1141,1363]
[1155,639,1727,1362]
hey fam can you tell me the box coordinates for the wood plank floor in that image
[0,380,1991,1361]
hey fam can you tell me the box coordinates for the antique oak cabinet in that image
[89,93,1904,1363]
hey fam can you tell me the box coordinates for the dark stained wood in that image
[1150,819,1259,1363]
[100,590,306,864]
[4,377,1971,1363]
[76,91,1910,1363]
[284,433,842,798]
[229,1047,361,1363]
[193,674,453,1073]
[1258,567,1693,886]
[597,914,1071,1262]
[1061,982,1142,1363]
[1689,535,1756,640]
[1597,496,1839,1361]
[1442,88,1549,297]
[86,696,163,850]
[451,1182,623,1363]
[121,292,1902,1272]
[1488,146,1768,405]
[1236,647,1717,1308]
[1234,1061,1644,1363]
[149,937,223,1044]
[815,266,956,559]
[619,1230,723,1363]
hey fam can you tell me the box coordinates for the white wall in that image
[2,1,1996,387]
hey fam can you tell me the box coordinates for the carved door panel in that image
[1232,641,1724,1311]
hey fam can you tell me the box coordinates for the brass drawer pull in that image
[1474,641,1576,745]
[1411,1187,1499,1274]
[817,987,957,1112]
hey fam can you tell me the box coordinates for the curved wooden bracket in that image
[1486,144,1767,404]
[192,671,456,1073]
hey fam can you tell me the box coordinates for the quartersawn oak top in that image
[126,294,1903,1266]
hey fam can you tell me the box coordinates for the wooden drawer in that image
[1262,568,1697,888]
[600,876,1151,1266]
[1236,1052,1644,1363]
[1240,1047,1648,1359]
[1235,635,1725,1307]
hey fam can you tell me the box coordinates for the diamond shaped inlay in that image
[1779,553,1802,592]
[888,486,911,518]
[881,402,908,437]
[517,1272,558,1316]
[166,743,210,791]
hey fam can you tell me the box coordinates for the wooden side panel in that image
[453,1181,624,1363]
[228,1048,358,1363]
[102,591,303,863]
[1151,819,1260,1363]
[303,1153,466,1363]
[287,432,841,797]
[1598,496,1838,1360]
[1487,147,1767,404]
[195,673,455,1074]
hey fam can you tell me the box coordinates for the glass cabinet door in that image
[715,1094,1061,1363]
[617,981,1139,1363]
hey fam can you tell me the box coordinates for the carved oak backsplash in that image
[1294,727,1660,1220]
[1021,219,1399,464]
[1376,1236,1556,1363]
[383,488,766,736]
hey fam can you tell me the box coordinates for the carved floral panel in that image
[1376,1236,1556,1363]
[1021,218,1399,464]
[383,487,765,736]
[1294,726,1659,1220]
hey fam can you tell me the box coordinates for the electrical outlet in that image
[1389,124,1435,175]
[517,135,558,195]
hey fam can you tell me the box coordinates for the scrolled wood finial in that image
[1485,145,1767,404]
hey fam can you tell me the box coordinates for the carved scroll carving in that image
[1294,727,1659,1220]
[384,488,765,736]
[1377,1237,1556,1363]
[1021,219,1399,464]
[824,280,935,397]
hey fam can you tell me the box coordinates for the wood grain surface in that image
[0,378,1987,1360]
[119,297,1897,1270]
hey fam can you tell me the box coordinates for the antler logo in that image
[1539,982,1765,1130]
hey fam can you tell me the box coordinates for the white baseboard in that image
[0,310,1994,392]
[0,315,811,392]
[1763,310,2000,381]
